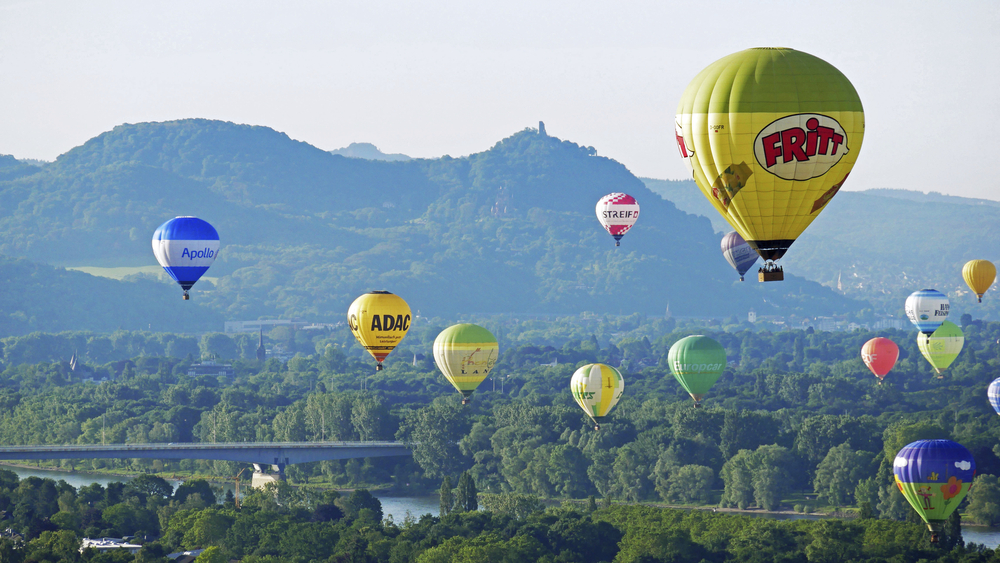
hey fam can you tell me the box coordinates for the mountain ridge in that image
[0,119,866,328]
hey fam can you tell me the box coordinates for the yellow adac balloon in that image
[676,48,865,281]
[347,291,411,371]
[433,324,499,405]
[962,260,996,303]
[570,363,624,431]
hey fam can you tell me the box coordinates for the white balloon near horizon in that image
[0,2,998,201]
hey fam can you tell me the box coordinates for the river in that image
[5,465,1000,548]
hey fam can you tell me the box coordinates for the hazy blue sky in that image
[2,1,997,198]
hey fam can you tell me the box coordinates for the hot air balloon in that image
[570,363,624,430]
[963,260,996,303]
[433,324,498,404]
[668,335,726,407]
[861,337,898,384]
[721,231,759,282]
[595,193,639,246]
[893,439,975,543]
[905,289,950,335]
[988,378,1000,416]
[917,321,964,376]
[347,291,411,371]
[151,216,219,300]
[676,48,865,282]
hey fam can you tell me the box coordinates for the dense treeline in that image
[2,316,1000,523]
[0,473,992,563]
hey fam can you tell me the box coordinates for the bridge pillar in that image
[249,459,288,488]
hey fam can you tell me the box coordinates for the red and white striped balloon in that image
[595,193,639,247]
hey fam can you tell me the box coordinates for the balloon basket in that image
[376,363,383,371]
[183,291,190,301]
[593,423,600,431]
[758,265,784,282]
[615,241,620,247]
[461,398,469,405]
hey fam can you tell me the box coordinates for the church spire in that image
[256,329,266,361]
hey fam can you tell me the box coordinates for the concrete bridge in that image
[0,442,412,486]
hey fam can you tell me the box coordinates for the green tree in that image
[965,474,1000,526]
[479,493,543,519]
[812,443,876,506]
[199,333,238,360]
[454,471,478,512]
[803,520,862,563]
[439,476,453,517]
[396,400,471,479]
[662,465,714,504]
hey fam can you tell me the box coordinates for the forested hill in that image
[643,178,1000,320]
[0,255,221,335]
[0,119,862,325]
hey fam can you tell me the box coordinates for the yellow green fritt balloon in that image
[917,321,964,375]
[675,48,865,280]
[962,259,996,303]
[668,336,726,407]
[433,324,499,405]
[570,363,624,431]
[347,291,411,371]
[893,440,975,543]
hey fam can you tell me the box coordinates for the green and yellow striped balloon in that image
[570,363,625,430]
[433,324,499,404]
[917,320,964,375]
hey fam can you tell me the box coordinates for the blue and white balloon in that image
[152,217,219,300]
[721,231,759,282]
[989,378,1000,416]
[905,289,950,335]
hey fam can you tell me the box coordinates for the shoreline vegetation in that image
[7,461,996,530]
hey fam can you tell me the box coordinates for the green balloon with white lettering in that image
[668,335,726,407]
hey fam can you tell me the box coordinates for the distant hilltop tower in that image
[256,329,266,361]
[538,121,546,136]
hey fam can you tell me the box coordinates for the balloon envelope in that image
[893,439,975,538]
[347,291,411,370]
[570,363,624,429]
[963,260,996,303]
[989,378,1000,416]
[861,337,898,382]
[905,289,950,335]
[720,231,759,281]
[668,335,726,406]
[151,216,219,299]
[595,193,639,246]
[917,321,964,375]
[433,324,498,404]
[675,48,864,267]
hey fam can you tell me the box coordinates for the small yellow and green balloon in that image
[963,259,996,303]
[894,440,975,543]
[570,364,624,431]
[668,336,726,407]
[917,321,964,375]
[433,324,499,404]
[347,291,412,371]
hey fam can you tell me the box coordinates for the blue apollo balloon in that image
[989,378,1000,415]
[721,231,759,282]
[151,217,220,300]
